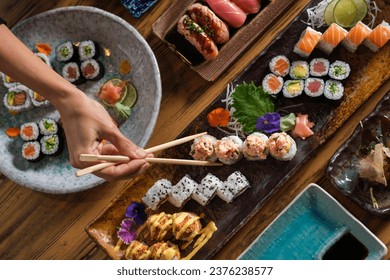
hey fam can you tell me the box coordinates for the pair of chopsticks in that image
[75,132,222,177]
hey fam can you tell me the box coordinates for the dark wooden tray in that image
[86,0,390,259]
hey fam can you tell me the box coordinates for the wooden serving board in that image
[86,0,390,259]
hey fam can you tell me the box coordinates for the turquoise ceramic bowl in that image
[239,183,387,260]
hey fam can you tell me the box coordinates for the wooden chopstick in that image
[79,154,130,162]
[145,158,222,166]
[75,132,208,177]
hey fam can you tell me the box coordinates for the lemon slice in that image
[334,0,367,28]
[324,0,339,26]
[121,82,137,108]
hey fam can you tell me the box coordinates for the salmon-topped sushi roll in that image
[364,21,390,52]
[317,23,348,55]
[242,132,269,161]
[215,135,243,165]
[269,132,297,161]
[269,55,290,77]
[189,134,217,161]
[342,21,372,53]
[293,27,322,58]
[262,73,283,95]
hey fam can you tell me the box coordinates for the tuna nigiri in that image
[293,27,322,57]
[317,23,348,55]
[205,0,247,28]
[342,21,372,52]
[231,0,261,14]
[364,21,390,52]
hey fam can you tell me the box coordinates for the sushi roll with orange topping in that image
[269,55,290,77]
[317,23,348,55]
[293,27,322,58]
[189,134,217,161]
[262,73,283,95]
[125,240,150,260]
[364,21,390,52]
[172,212,202,241]
[242,132,269,161]
[215,136,243,165]
[268,132,297,161]
[143,212,173,241]
[149,242,181,260]
[342,21,372,53]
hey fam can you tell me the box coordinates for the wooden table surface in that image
[0,0,389,260]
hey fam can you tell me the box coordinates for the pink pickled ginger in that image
[291,113,314,139]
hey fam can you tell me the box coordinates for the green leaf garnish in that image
[231,82,276,133]
[115,102,132,118]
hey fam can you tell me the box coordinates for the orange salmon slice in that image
[321,23,348,47]
[346,22,371,45]
[297,28,322,53]
[368,23,390,48]
[274,59,289,76]
[267,75,281,91]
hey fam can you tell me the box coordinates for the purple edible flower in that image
[117,222,137,245]
[256,112,281,133]
[125,201,147,225]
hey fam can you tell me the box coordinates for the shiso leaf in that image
[231,82,276,133]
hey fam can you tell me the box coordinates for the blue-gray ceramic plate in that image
[0,6,161,194]
[238,183,387,260]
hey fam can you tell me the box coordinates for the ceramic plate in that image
[239,183,387,260]
[327,92,390,216]
[0,6,161,194]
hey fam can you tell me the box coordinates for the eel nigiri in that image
[205,0,247,28]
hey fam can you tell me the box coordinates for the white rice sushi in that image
[309,58,329,77]
[289,61,309,79]
[242,132,269,161]
[262,73,283,95]
[22,141,42,162]
[192,173,222,206]
[268,132,297,161]
[35,52,52,68]
[304,78,324,97]
[217,171,250,203]
[341,21,372,53]
[269,55,290,77]
[324,79,344,100]
[20,122,40,141]
[29,91,50,107]
[282,80,304,98]
[215,135,243,165]
[189,134,217,161]
[328,60,350,80]
[3,85,33,113]
[142,179,172,210]
[168,175,197,208]
[1,72,19,88]
[363,21,390,52]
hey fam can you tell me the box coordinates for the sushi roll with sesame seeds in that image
[189,134,217,162]
[282,80,304,98]
[304,78,324,97]
[78,40,100,61]
[289,61,309,79]
[20,122,40,141]
[215,135,243,165]
[142,179,172,210]
[55,41,79,62]
[62,62,85,85]
[242,132,269,161]
[262,73,283,95]
[324,79,344,100]
[269,55,290,77]
[80,59,105,81]
[268,132,297,161]
[4,85,33,113]
[22,141,42,162]
[168,175,197,208]
[192,173,222,206]
[328,60,350,80]
[217,171,250,203]
[309,58,329,77]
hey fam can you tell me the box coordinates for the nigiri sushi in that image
[269,55,290,77]
[342,21,372,53]
[364,21,390,52]
[215,135,243,165]
[242,132,269,161]
[293,27,322,58]
[317,23,348,55]
[268,132,297,161]
[231,0,261,14]
[205,0,247,28]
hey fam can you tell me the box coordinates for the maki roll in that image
[78,40,99,61]
[168,175,197,208]
[149,242,180,260]
[269,132,297,161]
[22,141,42,162]
[29,91,50,107]
[1,72,19,88]
[125,241,150,260]
[215,135,243,165]
[20,122,40,141]
[242,132,269,161]
[80,59,105,81]
[35,52,52,68]
[282,80,304,98]
[328,60,350,80]
[269,55,290,77]
[172,212,202,241]
[4,85,33,113]
[289,61,309,79]
[309,58,329,77]
[62,62,85,85]
[38,117,58,136]
[142,212,173,241]
[189,134,217,161]
[40,134,62,156]
[55,41,78,62]
[192,173,222,206]
[142,179,172,210]
[217,171,250,203]
[342,21,372,53]
[304,78,324,97]
[324,79,344,100]
[262,73,283,95]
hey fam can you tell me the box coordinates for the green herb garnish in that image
[115,103,132,118]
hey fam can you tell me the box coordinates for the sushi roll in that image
[78,40,99,61]
[29,91,50,107]
[125,241,150,260]
[40,134,62,156]
[168,175,197,208]
[55,41,78,62]
[4,85,33,113]
[149,242,180,260]
[317,23,348,55]
[304,78,324,97]
[172,212,202,241]
[189,134,217,162]
[22,141,42,162]
[217,171,250,203]
[364,21,390,52]
[35,52,52,68]
[20,122,40,141]
[269,55,290,77]
[328,60,350,80]
[242,132,269,161]
[282,80,304,98]
[324,79,344,100]
[80,59,105,81]
[289,61,309,79]
[268,132,297,161]
[38,117,58,136]
[215,135,243,165]
[62,62,85,85]
[1,72,19,88]
[192,173,222,206]
[262,73,283,95]
[293,27,322,58]
[142,179,172,210]
[309,58,329,77]
[342,21,372,53]
[142,212,173,241]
